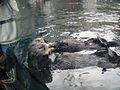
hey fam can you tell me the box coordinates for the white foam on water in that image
[92,25,115,32]
[85,12,119,23]
[75,50,97,54]
[49,53,56,62]
[71,30,116,41]
[60,32,70,36]
[36,25,56,30]
[109,47,120,56]
[71,31,98,40]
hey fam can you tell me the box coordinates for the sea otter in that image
[52,37,119,53]
[49,37,119,70]
[28,37,120,70]
[52,49,118,70]
[27,37,54,84]
[28,37,54,70]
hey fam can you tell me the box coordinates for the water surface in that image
[18,0,120,90]
[47,67,120,90]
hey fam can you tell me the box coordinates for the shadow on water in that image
[13,0,120,90]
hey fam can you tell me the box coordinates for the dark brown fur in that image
[28,37,54,70]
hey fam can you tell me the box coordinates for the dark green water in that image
[17,0,120,90]
[20,0,120,42]
[17,0,120,47]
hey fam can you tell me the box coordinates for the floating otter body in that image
[28,37,120,70]
[51,37,120,70]
[53,51,118,70]
[53,37,119,53]
[28,37,53,85]
[53,39,85,52]
[53,52,101,70]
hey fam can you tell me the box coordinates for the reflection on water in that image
[22,0,120,42]
[47,67,120,90]
[17,0,120,42]
[16,0,120,90]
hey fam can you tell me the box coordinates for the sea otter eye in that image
[35,38,45,43]
[38,46,42,49]
[35,39,41,43]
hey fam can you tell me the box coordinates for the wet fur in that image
[28,37,54,70]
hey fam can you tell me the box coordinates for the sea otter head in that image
[28,37,54,70]
[28,37,54,56]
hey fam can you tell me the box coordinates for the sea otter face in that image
[35,38,51,55]
[34,38,45,44]
[28,37,54,56]
[28,37,54,72]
